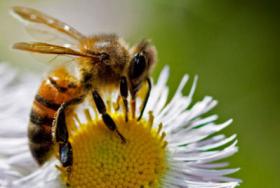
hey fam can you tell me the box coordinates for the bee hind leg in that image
[59,142,73,167]
[92,90,126,143]
[54,96,84,167]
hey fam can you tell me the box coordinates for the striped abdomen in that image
[28,68,80,165]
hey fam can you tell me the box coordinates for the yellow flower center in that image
[60,110,168,188]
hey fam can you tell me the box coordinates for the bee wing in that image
[13,42,103,65]
[31,53,76,66]
[13,42,93,58]
[11,6,85,45]
[24,24,76,47]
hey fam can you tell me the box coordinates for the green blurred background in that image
[0,0,279,187]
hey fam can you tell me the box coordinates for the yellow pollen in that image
[60,111,168,188]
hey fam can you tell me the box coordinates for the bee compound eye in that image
[129,54,146,79]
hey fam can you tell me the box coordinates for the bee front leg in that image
[54,96,84,167]
[92,90,126,143]
[130,78,152,121]
[120,76,129,122]
[137,78,152,121]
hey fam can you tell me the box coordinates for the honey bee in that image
[12,6,156,167]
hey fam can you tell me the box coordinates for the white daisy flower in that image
[0,63,240,188]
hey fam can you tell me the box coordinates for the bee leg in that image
[120,76,129,122]
[54,96,84,167]
[59,142,73,167]
[113,95,121,111]
[55,97,84,144]
[137,78,152,121]
[131,96,136,119]
[92,90,126,143]
[59,141,73,185]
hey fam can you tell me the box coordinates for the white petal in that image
[0,63,240,188]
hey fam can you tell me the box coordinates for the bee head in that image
[128,40,157,94]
